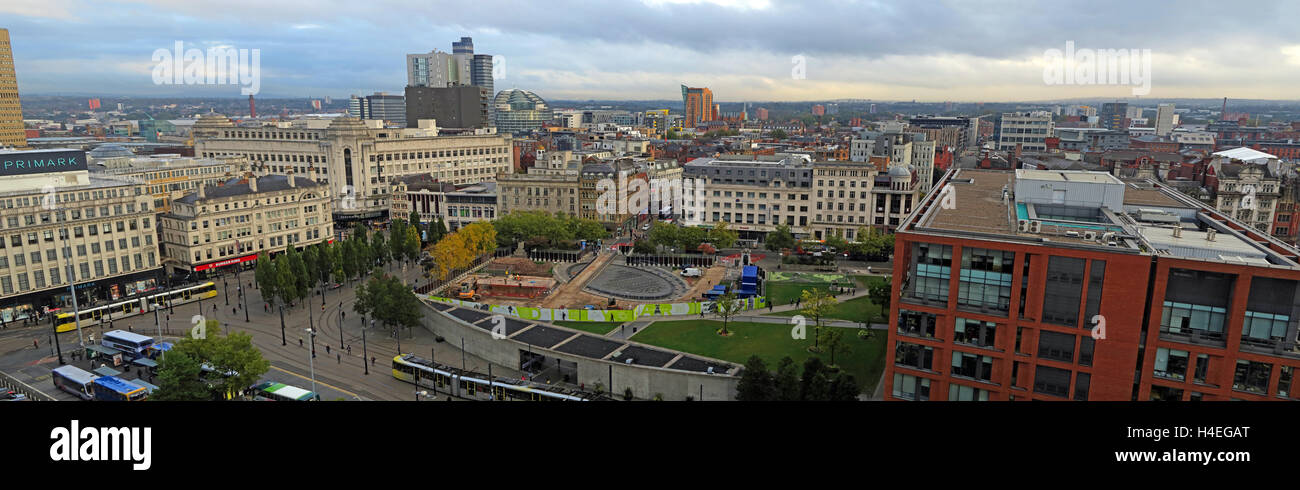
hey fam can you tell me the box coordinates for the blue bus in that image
[91,376,148,402]
[101,330,155,360]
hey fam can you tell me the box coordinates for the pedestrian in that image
[336,353,341,364]
[325,345,331,354]
[33,338,39,349]
[232,307,236,315]
[371,356,376,366]
[298,337,303,347]
[347,345,352,354]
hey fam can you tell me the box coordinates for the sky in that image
[5,0,1300,103]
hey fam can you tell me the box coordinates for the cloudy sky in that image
[6,0,1300,102]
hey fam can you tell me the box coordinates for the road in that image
[0,259,521,401]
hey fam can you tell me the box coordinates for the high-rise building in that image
[407,50,471,88]
[1100,102,1128,130]
[755,108,769,120]
[349,92,406,127]
[452,36,474,55]
[0,28,27,149]
[887,168,1300,401]
[1155,103,1175,137]
[681,85,714,128]
[405,85,490,129]
[812,105,826,116]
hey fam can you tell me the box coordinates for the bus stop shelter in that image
[93,366,123,377]
[85,344,122,363]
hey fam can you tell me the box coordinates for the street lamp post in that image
[338,302,344,350]
[305,328,317,395]
[50,313,63,365]
[361,319,369,376]
[278,304,286,346]
[238,267,249,323]
[309,315,316,358]
[223,276,229,306]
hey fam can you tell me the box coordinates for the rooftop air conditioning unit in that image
[1083,231,1097,241]
[1065,231,1081,238]
[1018,219,1030,232]
[1172,226,1183,238]
[1030,221,1042,233]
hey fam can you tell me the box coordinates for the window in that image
[1149,385,1184,401]
[954,317,997,348]
[951,351,993,381]
[1073,373,1090,401]
[908,243,951,303]
[1193,354,1210,384]
[894,342,934,370]
[1160,269,1234,342]
[957,247,1014,312]
[892,373,930,401]
[1078,336,1095,366]
[1037,331,1076,363]
[1041,256,1086,327]
[1033,365,1071,398]
[1232,360,1271,394]
[896,309,936,338]
[949,383,990,401]
[1153,347,1189,380]
[1241,277,1295,348]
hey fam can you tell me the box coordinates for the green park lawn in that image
[764,275,889,323]
[630,319,887,394]
[553,321,624,336]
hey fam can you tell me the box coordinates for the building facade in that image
[887,167,1300,401]
[158,173,333,276]
[681,85,715,128]
[996,112,1055,152]
[193,115,511,222]
[0,149,163,321]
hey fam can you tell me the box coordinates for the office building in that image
[193,115,512,222]
[887,167,1300,401]
[909,115,981,149]
[0,149,163,320]
[996,112,1054,152]
[405,85,490,129]
[0,29,26,149]
[492,89,552,136]
[349,92,407,127]
[407,49,471,88]
[158,172,333,276]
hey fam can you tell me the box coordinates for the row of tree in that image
[644,221,738,253]
[765,224,894,259]
[430,222,498,281]
[491,210,608,250]
[737,355,859,401]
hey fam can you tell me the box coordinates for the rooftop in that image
[907,168,1300,266]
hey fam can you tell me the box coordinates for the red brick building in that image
[886,168,1300,401]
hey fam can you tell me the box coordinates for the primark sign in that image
[0,149,88,177]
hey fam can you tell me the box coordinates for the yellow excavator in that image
[456,280,480,301]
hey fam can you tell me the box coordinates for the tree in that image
[287,246,310,305]
[427,218,446,245]
[254,252,278,305]
[153,330,270,401]
[709,221,738,249]
[648,222,679,249]
[354,273,423,335]
[800,288,838,352]
[301,246,320,291]
[769,129,788,140]
[736,355,776,401]
[150,349,208,401]
[774,356,800,401]
[633,240,656,255]
[405,225,422,262]
[409,210,421,230]
[829,372,860,401]
[372,232,390,268]
[273,254,298,307]
[317,242,337,286]
[818,325,848,367]
[868,276,892,319]
[341,239,360,281]
[714,291,741,335]
[799,357,830,401]
[766,224,796,251]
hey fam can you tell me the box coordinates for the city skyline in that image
[6,0,1300,102]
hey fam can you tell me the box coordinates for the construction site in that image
[442,251,733,311]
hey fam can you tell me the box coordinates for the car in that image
[641,223,651,231]
[0,390,28,401]
[681,267,703,277]
[328,282,343,290]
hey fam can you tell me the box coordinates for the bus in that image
[91,376,148,402]
[250,381,319,401]
[51,365,98,401]
[101,330,156,360]
[55,282,219,333]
